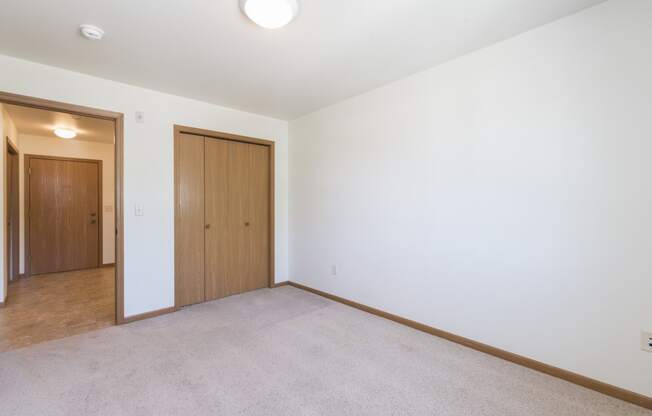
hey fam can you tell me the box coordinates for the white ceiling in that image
[4,104,115,144]
[0,0,606,120]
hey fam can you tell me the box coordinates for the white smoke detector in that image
[80,24,105,41]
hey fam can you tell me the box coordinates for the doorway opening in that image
[0,92,124,352]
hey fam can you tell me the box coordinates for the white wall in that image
[1,105,19,149]
[290,0,652,397]
[0,103,19,302]
[0,55,289,317]
[18,134,116,269]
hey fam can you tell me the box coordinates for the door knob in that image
[90,219,97,224]
[205,224,211,229]
[244,222,250,227]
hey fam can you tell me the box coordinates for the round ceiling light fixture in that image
[239,0,299,29]
[80,24,105,40]
[54,128,77,139]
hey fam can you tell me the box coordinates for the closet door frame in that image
[173,125,275,307]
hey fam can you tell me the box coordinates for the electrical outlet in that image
[135,111,145,123]
[134,204,144,217]
[330,265,337,276]
[642,331,652,353]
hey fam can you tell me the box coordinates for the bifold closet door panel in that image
[204,138,229,300]
[205,138,250,300]
[246,144,270,292]
[175,133,205,307]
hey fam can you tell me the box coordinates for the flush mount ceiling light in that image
[54,128,77,139]
[239,0,299,29]
[80,24,105,40]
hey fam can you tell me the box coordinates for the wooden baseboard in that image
[0,299,5,308]
[123,282,290,323]
[8,274,26,283]
[102,263,116,268]
[287,281,652,411]
[121,306,177,324]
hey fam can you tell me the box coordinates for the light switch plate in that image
[642,331,652,353]
[134,204,144,217]
[135,111,145,123]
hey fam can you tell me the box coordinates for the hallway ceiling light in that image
[80,24,105,41]
[54,128,77,139]
[240,0,299,29]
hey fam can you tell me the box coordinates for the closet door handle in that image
[205,224,211,229]
[244,222,250,227]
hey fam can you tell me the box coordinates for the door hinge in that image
[28,167,31,175]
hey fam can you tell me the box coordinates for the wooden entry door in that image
[27,156,101,275]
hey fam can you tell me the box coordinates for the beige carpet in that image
[0,286,649,416]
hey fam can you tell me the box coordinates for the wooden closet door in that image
[204,138,250,300]
[175,133,205,307]
[204,138,229,300]
[245,144,270,292]
[29,158,99,274]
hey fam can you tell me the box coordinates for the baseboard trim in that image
[102,263,116,268]
[287,281,652,411]
[121,306,177,324]
[273,281,290,288]
[0,299,5,308]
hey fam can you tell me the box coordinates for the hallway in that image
[0,267,115,352]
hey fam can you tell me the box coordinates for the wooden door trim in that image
[7,139,18,155]
[5,137,19,283]
[174,125,276,308]
[174,125,275,147]
[24,154,103,277]
[0,91,125,324]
